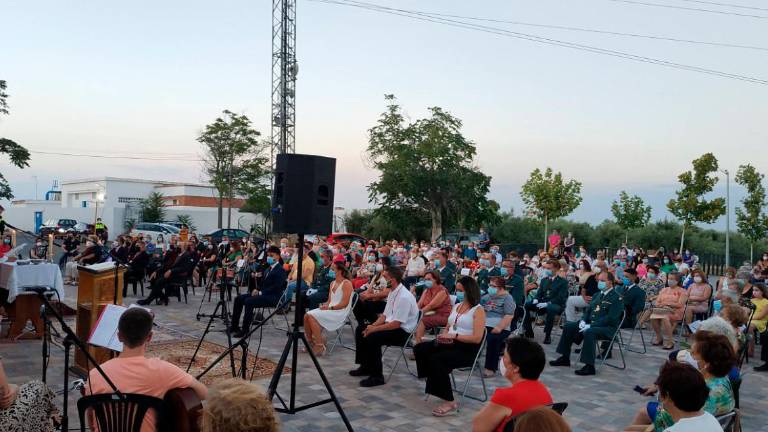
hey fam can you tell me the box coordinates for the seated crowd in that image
[5,227,766,432]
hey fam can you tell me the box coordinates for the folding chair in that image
[327,292,358,354]
[595,311,627,371]
[622,304,649,354]
[716,410,740,432]
[511,305,527,337]
[383,313,421,383]
[450,327,489,409]
[255,288,291,331]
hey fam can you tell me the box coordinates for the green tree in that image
[0,80,31,200]
[667,153,726,252]
[175,214,197,232]
[235,156,272,217]
[520,167,583,249]
[141,192,166,223]
[198,110,267,229]
[365,95,493,241]
[611,191,652,244]
[735,164,768,262]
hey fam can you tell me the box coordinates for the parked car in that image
[326,233,368,247]
[436,231,484,247]
[130,222,180,244]
[66,222,96,237]
[206,228,250,244]
[161,221,184,229]
[40,218,78,238]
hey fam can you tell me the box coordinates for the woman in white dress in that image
[304,261,354,356]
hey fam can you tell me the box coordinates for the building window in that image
[118,197,143,203]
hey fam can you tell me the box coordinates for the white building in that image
[7,177,262,239]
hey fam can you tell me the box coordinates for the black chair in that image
[124,268,146,297]
[77,393,164,432]
[502,402,569,432]
[167,277,189,304]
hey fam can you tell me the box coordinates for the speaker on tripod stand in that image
[267,153,354,431]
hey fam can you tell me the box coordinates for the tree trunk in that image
[543,214,548,251]
[227,193,232,229]
[625,232,628,246]
[430,207,443,242]
[750,242,754,264]
[679,223,686,254]
[217,193,223,229]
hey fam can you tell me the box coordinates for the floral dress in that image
[0,380,59,432]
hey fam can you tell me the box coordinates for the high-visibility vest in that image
[95,222,105,230]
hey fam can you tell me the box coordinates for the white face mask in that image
[499,357,507,377]
[694,276,703,283]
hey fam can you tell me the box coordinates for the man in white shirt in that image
[351,266,418,388]
[404,248,426,288]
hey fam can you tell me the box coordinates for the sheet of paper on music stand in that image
[89,304,151,353]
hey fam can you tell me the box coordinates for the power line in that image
[311,0,768,85]
[29,150,203,162]
[670,0,768,12]
[385,8,768,52]
[605,0,768,18]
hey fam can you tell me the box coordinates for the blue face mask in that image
[622,277,631,286]
[480,259,490,267]
[544,269,553,277]
[455,291,465,302]
[434,259,442,267]
[597,281,608,291]
[647,273,657,280]
[423,280,434,289]
[487,287,498,296]
[500,267,509,276]
[266,256,275,265]
[328,269,336,279]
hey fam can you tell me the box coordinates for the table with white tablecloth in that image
[0,261,65,303]
[0,261,65,339]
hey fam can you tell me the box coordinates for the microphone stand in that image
[34,289,122,432]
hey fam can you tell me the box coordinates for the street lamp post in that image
[721,169,730,268]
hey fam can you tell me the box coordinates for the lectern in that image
[74,263,125,374]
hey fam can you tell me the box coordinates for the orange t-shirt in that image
[87,356,197,432]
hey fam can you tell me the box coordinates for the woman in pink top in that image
[412,270,453,344]
[547,229,561,254]
[685,269,712,323]
[650,273,688,350]
[472,337,553,432]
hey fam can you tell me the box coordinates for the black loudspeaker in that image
[272,153,336,235]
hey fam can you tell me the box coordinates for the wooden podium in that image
[74,263,125,375]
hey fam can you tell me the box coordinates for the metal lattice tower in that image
[271,0,297,162]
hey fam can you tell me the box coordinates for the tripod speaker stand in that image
[188,270,237,377]
[266,233,354,431]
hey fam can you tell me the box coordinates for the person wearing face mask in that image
[618,269,646,330]
[278,242,316,313]
[480,277,516,377]
[304,250,334,310]
[30,236,48,260]
[0,234,11,259]
[685,270,713,325]
[660,256,677,275]
[229,246,287,338]
[639,265,666,302]
[462,242,478,261]
[649,273,688,350]
[522,261,568,345]
[404,247,426,289]
[138,241,196,306]
[549,271,624,376]
[627,331,735,432]
[564,260,598,324]
[471,337,552,432]
[303,260,354,356]
[414,276,486,416]
[353,256,391,326]
[63,235,103,284]
[433,252,456,294]
[351,267,418,388]
[478,254,501,293]
[411,271,452,344]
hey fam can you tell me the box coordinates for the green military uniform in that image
[523,275,569,338]
[306,264,333,310]
[555,288,624,367]
[477,266,500,293]
[440,264,456,294]
[617,283,646,329]
[504,274,525,307]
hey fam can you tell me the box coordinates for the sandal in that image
[432,402,459,417]
[651,340,663,346]
[312,344,327,357]
[662,343,675,350]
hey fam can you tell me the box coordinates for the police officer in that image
[523,260,568,344]
[549,271,624,376]
[618,268,646,329]
[94,217,107,241]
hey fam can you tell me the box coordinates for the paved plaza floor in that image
[2,282,767,432]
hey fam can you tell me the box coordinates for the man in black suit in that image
[137,242,196,306]
[231,246,287,337]
[523,260,568,344]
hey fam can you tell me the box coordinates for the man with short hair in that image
[549,271,624,376]
[280,242,315,312]
[434,252,456,293]
[137,241,196,306]
[87,308,207,432]
[350,266,418,388]
[59,231,80,268]
[305,250,333,310]
[522,260,568,344]
[231,246,287,337]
